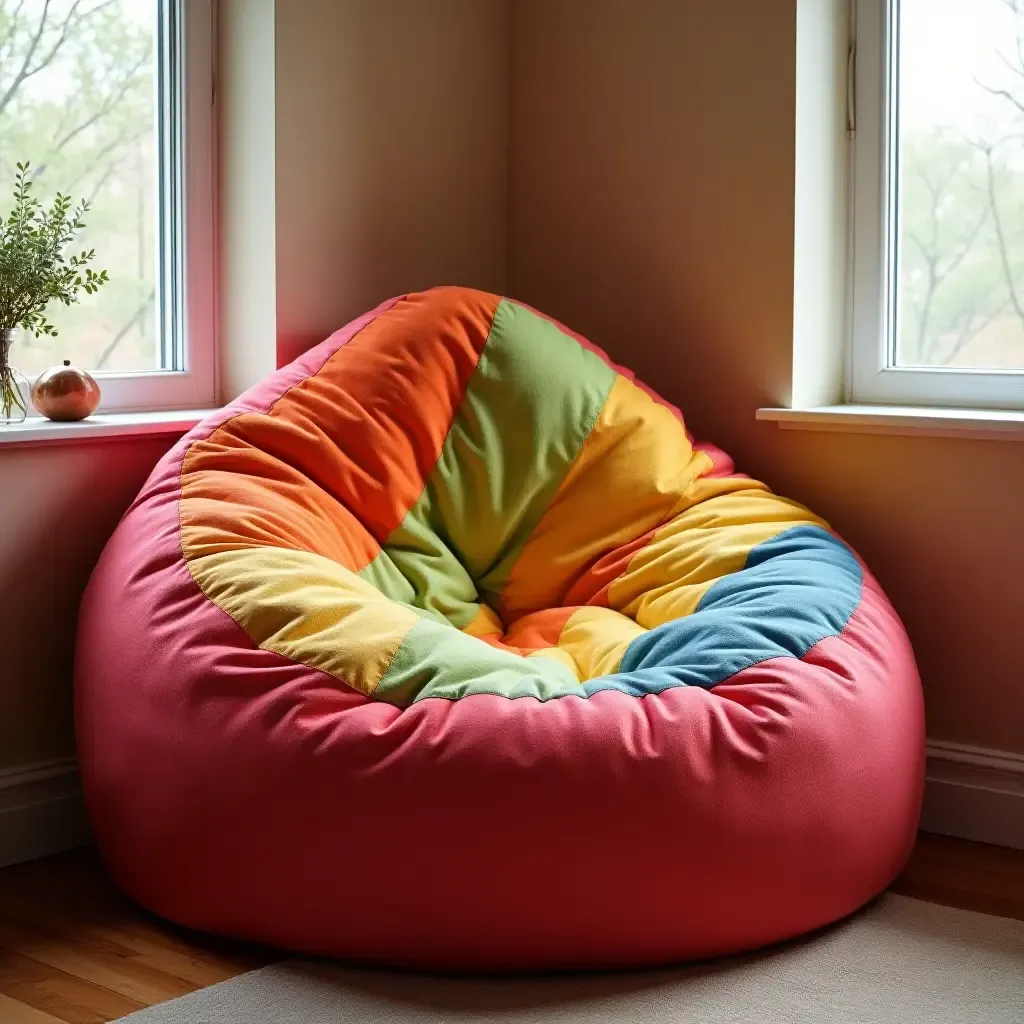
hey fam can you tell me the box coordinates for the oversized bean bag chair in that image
[76,287,924,970]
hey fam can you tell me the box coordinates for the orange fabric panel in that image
[563,524,664,609]
[179,428,379,571]
[475,634,522,654]
[267,287,499,541]
[180,288,499,572]
[505,606,578,653]
[460,605,578,658]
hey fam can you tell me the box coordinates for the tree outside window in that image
[0,0,156,376]
[897,0,1024,371]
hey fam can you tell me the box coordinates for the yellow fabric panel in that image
[501,374,709,620]
[462,603,505,638]
[609,489,827,629]
[558,607,647,679]
[525,646,581,679]
[186,546,418,695]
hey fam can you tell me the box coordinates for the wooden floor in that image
[0,850,270,1023]
[0,833,1020,1023]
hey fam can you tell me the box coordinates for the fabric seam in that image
[413,535,867,707]
[368,296,505,561]
[175,299,404,696]
[498,344,619,619]
[172,296,867,712]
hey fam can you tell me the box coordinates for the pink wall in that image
[0,437,178,769]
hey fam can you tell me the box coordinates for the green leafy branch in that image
[0,160,109,337]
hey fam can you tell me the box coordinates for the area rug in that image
[116,895,1024,1023]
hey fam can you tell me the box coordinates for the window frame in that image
[84,0,217,414]
[849,0,1024,410]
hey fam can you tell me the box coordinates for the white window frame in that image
[93,0,216,413]
[849,0,1024,409]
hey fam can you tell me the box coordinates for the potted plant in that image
[0,162,108,424]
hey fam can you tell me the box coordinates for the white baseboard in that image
[921,740,1024,850]
[0,741,1020,869]
[0,757,91,869]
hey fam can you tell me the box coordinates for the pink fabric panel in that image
[78,500,922,968]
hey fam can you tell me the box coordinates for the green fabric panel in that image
[365,488,479,626]
[381,299,617,626]
[357,550,454,627]
[374,617,583,707]
[358,548,416,604]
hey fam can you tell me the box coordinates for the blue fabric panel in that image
[581,525,863,698]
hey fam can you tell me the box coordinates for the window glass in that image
[0,0,159,376]
[896,0,1024,371]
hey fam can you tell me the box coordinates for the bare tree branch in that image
[3,1,149,191]
[996,50,1024,83]
[52,50,147,152]
[1005,0,1024,75]
[941,208,987,280]
[920,205,988,362]
[906,168,943,360]
[81,159,118,207]
[977,81,1024,118]
[980,143,1024,325]
[906,135,993,364]
[72,124,147,206]
[945,303,1004,366]
[0,0,30,66]
[0,0,54,118]
[29,0,119,105]
[95,288,155,370]
[0,0,118,120]
[29,0,85,80]
[905,230,936,263]
[59,124,147,195]
[32,118,139,185]
[906,160,975,360]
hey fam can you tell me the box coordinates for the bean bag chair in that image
[75,287,924,970]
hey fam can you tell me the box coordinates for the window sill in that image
[0,408,218,450]
[757,404,1024,442]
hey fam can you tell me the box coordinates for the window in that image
[0,0,214,412]
[851,0,1024,408]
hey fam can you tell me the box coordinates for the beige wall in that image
[0,438,178,771]
[219,0,509,394]
[508,0,1023,753]
[273,0,508,368]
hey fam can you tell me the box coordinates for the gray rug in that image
[117,895,1024,1023]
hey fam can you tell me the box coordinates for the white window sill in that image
[757,404,1024,442]
[0,408,218,450]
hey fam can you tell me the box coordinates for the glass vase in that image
[1,328,30,426]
